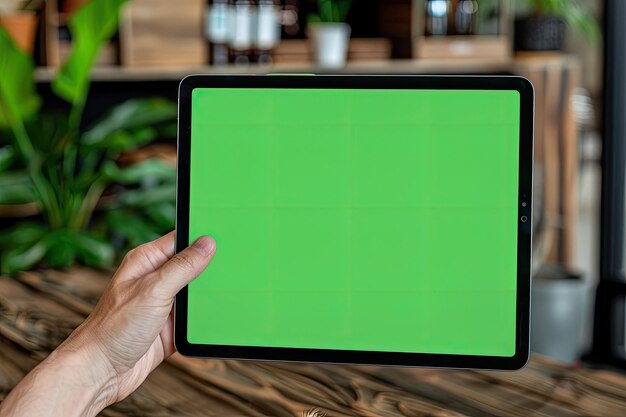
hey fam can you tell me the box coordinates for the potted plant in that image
[307,0,352,68]
[0,0,43,54]
[514,0,599,51]
[0,0,178,273]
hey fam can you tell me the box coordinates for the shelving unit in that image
[36,1,513,69]
[411,0,512,62]
[34,52,580,269]
[28,0,581,272]
[34,58,513,82]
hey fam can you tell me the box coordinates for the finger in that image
[151,236,216,298]
[119,231,177,280]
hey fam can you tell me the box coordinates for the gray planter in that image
[531,266,593,364]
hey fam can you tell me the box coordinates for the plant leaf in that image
[0,27,40,129]
[0,222,46,246]
[562,3,600,44]
[24,112,70,156]
[52,0,129,104]
[43,231,77,268]
[93,127,158,153]
[528,0,600,44]
[60,230,115,267]
[118,184,176,208]
[0,145,15,170]
[316,0,351,22]
[82,98,177,148]
[2,243,47,273]
[144,202,176,229]
[307,13,322,24]
[103,159,175,185]
[0,171,36,204]
[107,209,161,249]
[1,234,50,274]
[34,229,114,269]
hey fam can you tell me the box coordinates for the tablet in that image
[175,75,533,370]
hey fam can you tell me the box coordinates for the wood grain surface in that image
[0,268,625,416]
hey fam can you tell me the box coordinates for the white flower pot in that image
[307,23,351,69]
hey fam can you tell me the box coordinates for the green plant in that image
[0,0,178,273]
[308,0,352,23]
[520,0,600,42]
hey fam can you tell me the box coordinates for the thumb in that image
[153,236,216,297]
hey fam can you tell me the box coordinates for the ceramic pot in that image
[307,23,351,69]
[0,11,38,54]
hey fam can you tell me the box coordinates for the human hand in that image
[0,232,216,417]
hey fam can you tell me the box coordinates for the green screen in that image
[188,88,520,357]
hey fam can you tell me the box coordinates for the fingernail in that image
[192,236,215,257]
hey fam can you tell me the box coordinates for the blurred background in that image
[2,0,626,415]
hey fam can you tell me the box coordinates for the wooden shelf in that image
[34,59,518,83]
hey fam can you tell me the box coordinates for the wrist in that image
[1,347,117,417]
[46,347,118,415]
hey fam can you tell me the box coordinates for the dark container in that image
[514,15,565,51]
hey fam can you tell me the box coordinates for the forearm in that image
[0,349,115,417]
[1,233,215,416]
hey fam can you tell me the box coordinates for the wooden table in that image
[1,268,625,416]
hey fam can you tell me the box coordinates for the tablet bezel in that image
[175,75,534,370]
